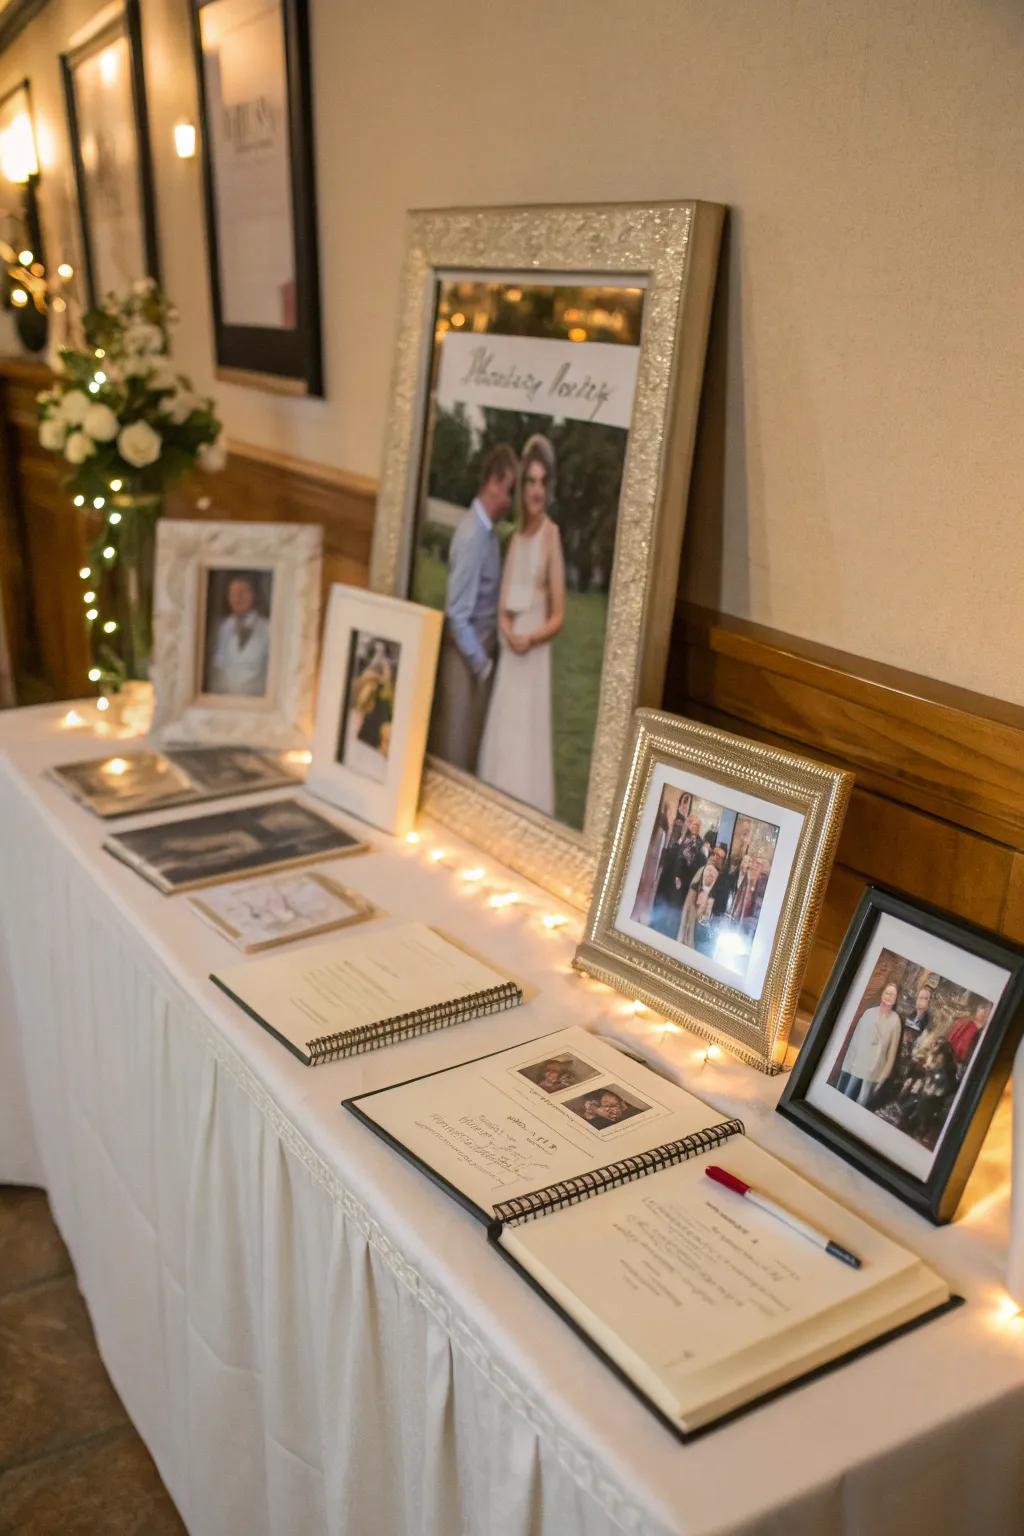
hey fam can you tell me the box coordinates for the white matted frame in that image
[151,520,322,747]
[307,585,442,836]
[369,200,724,907]
[574,709,853,1073]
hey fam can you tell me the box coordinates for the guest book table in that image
[1,704,1022,1536]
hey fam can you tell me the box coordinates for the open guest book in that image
[345,1026,958,1438]
[212,923,523,1064]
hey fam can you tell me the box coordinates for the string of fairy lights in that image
[72,342,130,702]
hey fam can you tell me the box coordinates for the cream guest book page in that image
[349,1025,734,1218]
[500,1134,948,1432]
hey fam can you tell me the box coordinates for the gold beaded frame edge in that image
[369,200,724,908]
[574,709,853,1072]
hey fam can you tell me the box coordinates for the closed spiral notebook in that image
[212,922,523,1066]
[346,1026,958,1438]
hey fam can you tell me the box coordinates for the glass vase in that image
[92,491,162,686]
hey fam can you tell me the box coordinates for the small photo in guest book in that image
[307,585,442,837]
[778,886,1024,1223]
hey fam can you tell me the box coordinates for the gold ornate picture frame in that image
[574,709,852,1072]
[369,200,724,907]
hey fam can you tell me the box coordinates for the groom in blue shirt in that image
[429,444,519,772]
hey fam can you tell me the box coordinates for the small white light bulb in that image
[102,620,117,633]
[79,566,91,579]
[102,545,115,559]
[85,607,98,620]
[73,495,85,507]
[93,496,105,509]
[96,696,109,712]
[108,511,122,525]
[82,590,96,603]
[87,667,101,682]
[109,478,123,492]
[58,263,74,280]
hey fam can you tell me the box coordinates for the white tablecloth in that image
[2,704,1023,1536]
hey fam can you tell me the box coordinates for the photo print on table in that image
[779,886,1024,1221]
[629,781,781,985]
[370,202,725,906]
[200,567,275,699]
[336,630,402,784]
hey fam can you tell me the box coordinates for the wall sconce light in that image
[174,122,197,159]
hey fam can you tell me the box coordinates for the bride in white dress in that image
[477,434,566,816]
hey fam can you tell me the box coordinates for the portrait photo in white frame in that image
[150,519,322,748]
[306,585,442,836]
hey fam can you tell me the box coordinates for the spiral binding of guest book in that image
[492,1117,746,1227]
[305,979,523,1064]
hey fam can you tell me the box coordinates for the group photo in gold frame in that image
[575,709,853,1071]
[370,200,724,906]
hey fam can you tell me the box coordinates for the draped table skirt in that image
[1,705,1023,1536]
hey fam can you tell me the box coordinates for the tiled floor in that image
[0,1186,186,1535]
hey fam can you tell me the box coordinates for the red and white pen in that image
[705,1165,862,1269]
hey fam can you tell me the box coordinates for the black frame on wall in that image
[60,0,160,308]
[190,0,323,397]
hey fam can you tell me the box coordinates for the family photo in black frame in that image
[778,885,1024,1223]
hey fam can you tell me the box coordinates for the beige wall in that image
[4,0,1023,701]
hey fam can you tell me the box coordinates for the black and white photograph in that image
[167,745,298,795]
[200,567,275,698]
[517,1052,600,1095]
[562,1083,650,1131]
[336,631,401,783]
[779,887,1024,1221]
[50,751,194,816]
[103,797,364,893]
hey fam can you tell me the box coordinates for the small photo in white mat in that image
[308,586,442,837]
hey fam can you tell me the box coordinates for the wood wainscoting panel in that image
[667,603,1024,1012]
[164,441,377,599]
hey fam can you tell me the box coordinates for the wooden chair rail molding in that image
[2,353,1020,1013]
[666,604,1024,1004]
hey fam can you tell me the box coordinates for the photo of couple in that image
[629,781,781,980]
[828,949,995,1154]
[337,630,401,784]
[411,277,643,831]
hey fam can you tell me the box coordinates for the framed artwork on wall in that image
[150,519,322,748]
[190,0,322,396]
[307,585,443,837]
[778,886,1024,1221]
[61,1,159,305]
[573,709,852,1072]
[370,199,725,907]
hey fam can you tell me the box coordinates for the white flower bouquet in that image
[36,278,225,501]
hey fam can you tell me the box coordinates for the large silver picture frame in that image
[370,200,724,907]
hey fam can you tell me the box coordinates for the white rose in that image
[124,322,163,355]
[197,438,226,472]
[132,277,156,296]
[83,402,119,442]
[164,389,200,425]
[65,430,96,465]
[118,419,162,467]
[60,390,91,425]
[39,416,67,451]
[147,361,177,391]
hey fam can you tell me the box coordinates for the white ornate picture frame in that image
[151,520,322,748]
[370,201,724,907]
[306,585,442,836]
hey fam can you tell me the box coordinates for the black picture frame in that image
[190,0,323,397]
[778,885,1024,1223]
[60,0,160,308]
